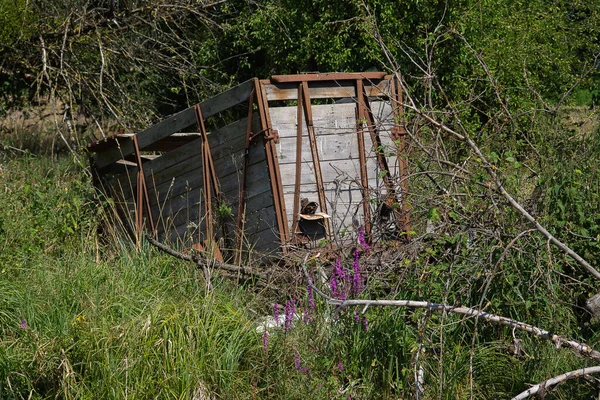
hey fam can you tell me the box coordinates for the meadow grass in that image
[1,154,599,399]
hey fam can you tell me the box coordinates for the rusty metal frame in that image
[194,104,221,244]
[300,81,331,240]
[271,72,386,83]
[253,78,290,249]
[235,88,256,262]
[354,79,372,239]
[131,135,156,240]
[390,75,411,235]
[291,83,304,236]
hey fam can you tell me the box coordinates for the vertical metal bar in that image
[300,81,331,239]
[355,79,372,238]
[359,83,394,192]
[194,104,214,243]
[391,76,411,235]
[132,135,156,239]
[291,83,304,237]
[236,88,256,263]
[254,78,290,249]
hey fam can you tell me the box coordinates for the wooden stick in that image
[511,365,600,400]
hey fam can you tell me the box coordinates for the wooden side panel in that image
[93,80,253,170]
[269,100,399,242]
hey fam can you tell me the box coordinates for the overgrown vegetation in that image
[2,0,600,398]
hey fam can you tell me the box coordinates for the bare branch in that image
[511,365,600,400]
[398,88,600,280]
[302,257,600,362]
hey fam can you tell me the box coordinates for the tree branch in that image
[302,256,600,361]
[511,365,600,400]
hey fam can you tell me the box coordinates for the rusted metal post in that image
[354,79,372,239]
[132,135,156,240]
[391,76,411,236]
[235,88,256,263]
[291,83,304,237]
[194,104,221,245]
[300,80,331,240]
[253,78,290,250]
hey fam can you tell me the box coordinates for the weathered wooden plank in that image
[276,134,395,165]
[145,146,267,211]
[199,79,254,119]
[278,158,381,187]
[93,81,254,170]
[248,228,280,253]
[264,80,391,101]
[270,102,394,139]
[270,72,387,82]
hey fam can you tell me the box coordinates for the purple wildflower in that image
[19,319,27,329]
[338,361,345,371]
[307,284,315,313]
[358,228,370,251]
[354,307,360,324]
[284,300,296,332]
[273,303,280,326]
[330,274,339,298]
[294,352,310,376]
[351,249,363,293]
[362,316,369,331]
[262,330,269,356]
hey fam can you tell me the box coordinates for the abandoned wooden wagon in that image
[89,72,410,260]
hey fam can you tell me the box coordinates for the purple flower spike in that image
[273,304,280,326]
[284,300,296,332]
[352,249,363,293]
[330,274,339,298]
[358,228,370,251]
[19,319,27,328]
[362,316,369,331]
[338,361,344,371]
[262,330,269,355]
[354,307,360,324]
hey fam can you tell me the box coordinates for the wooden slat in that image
[199,79,254,119]
[264,80,391,101]
[270,72,386,83]
[270,102,394,139]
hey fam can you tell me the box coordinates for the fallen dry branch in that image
[145,233,269,279]
[302,257,600,362]
[511,365,600,400]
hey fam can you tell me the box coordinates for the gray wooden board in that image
[153,178,274,237]
[278,158,381,187]
[119,137,265,208]
[264,80,391,101]
[93,80,253,170]
[169,204,277,250]
[276,134,396,165]
[270,102,395,139]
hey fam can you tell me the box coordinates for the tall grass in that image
[2,154,600,399]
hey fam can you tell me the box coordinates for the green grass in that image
[1,154,600,399]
